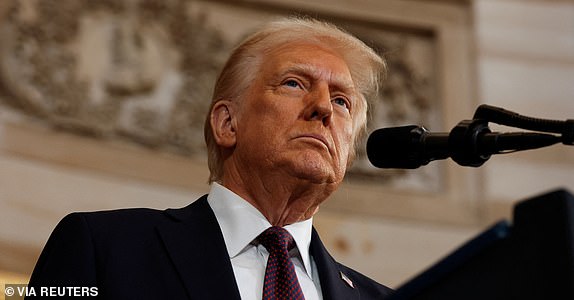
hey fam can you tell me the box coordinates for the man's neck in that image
[221,167,337,226]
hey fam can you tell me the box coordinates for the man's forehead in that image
[266,43,355,83]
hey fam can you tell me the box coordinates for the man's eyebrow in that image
[273,65,315,81]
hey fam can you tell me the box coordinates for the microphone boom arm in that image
[474,104,574,145]
[446,104,571,167]
[447,118,561,167]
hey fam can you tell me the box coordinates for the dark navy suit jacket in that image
[28,195,393,299]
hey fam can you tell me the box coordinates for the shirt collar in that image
[207,182,314,277]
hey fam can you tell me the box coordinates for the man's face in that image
[233,42,357,186]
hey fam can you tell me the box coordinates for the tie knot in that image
[258,226,295,252]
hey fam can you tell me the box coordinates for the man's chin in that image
[276,152,344,184]
[289,165,340,185]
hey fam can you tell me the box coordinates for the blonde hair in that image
[204,17,386,183]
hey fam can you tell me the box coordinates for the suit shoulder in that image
[337,263,394,299]
[75,207,165,222]
[54,197,208,239]
[68,207,163,223]
[55,208,168,240]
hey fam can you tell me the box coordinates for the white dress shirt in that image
[207,182,323,300]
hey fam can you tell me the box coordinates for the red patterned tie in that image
[258,226,306,300]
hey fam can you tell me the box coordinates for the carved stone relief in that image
[0,0,228,156]
[0,0,441,191]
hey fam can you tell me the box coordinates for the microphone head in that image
[366,125,428,169]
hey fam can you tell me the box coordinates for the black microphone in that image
[366,125,448,169]
[367,124,561,169]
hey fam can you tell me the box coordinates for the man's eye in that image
[333,97,349,110]
[283,79,300,88]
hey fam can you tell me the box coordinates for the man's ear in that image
[210,100,237,148]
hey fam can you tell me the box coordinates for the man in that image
[27,17,393,299]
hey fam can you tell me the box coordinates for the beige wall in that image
[0,0,573,290]
[475,0,574,220]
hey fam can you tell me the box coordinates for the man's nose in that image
[304,83,333,126]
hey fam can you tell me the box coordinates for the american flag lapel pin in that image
[340,271,354,288]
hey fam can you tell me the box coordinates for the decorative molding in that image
[0,122,211,193]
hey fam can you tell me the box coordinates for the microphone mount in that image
[450,104,572,167]
[473,105,574,146]
[367,104,573,169]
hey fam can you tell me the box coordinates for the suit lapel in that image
[310,228,361,300]
[156,195,241,300]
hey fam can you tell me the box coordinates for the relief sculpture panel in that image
[0,0,442,192]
